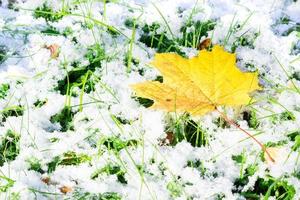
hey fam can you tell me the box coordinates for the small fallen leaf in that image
[60,185,73,194]
[197,38,211,50]
[46,44,60,59]
[41,176,50,185]
[132,45,261,116]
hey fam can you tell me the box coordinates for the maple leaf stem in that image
[215,107,275,163]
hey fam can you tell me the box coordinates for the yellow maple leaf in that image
[132,45,261,116]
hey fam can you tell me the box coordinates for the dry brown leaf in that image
[60,185,73,194]
[41,176,50,185]
[46,44,60,59]
[198,38,211,50]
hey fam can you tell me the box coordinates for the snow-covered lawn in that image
[0,0,299,199]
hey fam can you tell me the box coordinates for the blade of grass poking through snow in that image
[127,21,136,73]
[274,55,300,94]
[103,0,107,21]
[223,14,237,47]
[223,12,253,47]
[79,71,92,112]
[152,3,175,40]
[127,11,143,73]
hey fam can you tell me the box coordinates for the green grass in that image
[242,177,295,200]
[55,44,105,96]
[70,190,122,200]
[139,19,215,56]
[0,175,15,193]
[0,45,8,65]
[0,130,20,166]
[99,136,138,153]
[34,3,66,22]
[139,22,184,55]
[1,105,24,123]
[179,20,215,48]
[91,163,127,184]
[0,83,9,99]
[242,110,260,129]
[166,180,183,198]
[50,106,75,132]
[47,151,91,173]
[165,115,208,147]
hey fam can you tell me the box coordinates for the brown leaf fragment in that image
[197,38,211,50]
[60,185,73,194]
[46,44,60,58]
[41,176,50,185]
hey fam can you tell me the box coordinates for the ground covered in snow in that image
[0,0,299,199]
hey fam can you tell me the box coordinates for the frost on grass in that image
[0,0,299,199]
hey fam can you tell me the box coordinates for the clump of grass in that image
[167,180,183,198]
[139,20,215,55]
[139,22,184,55]
[291,135,300,151]
[291,71,300,81]
[33,99,47,108]
[179,20,215,48]
[264,140,288,149]
[213,116,231,129]
[0,45,8,65]
[50,106,75,132]
[187,160,206,177]
[27,157,44,173]
[0,83,9,99]
[59,151,91,165]
[111,114,131,125]
[280,111,296,121]
[55,44,105,95]
[91,164,127,184]
[187,159,220,179]
[34,4,65,22]
[242,110,260,129]
[287,131,299,141]
[166,116,208,147]
[233,160,296,200]
[0,176,15,193]
[1,105,24,123]
[0,130,20,166]
[40,26,61,36]
[72,189,122,200]
[47,151,91,173]
[124,18,139,29]
[99,136,138,153]
[231,32,259,52]
[270,111,296,124]
[244,63,258,72]
[124,52,140,67]
[241,176,295,199]
[232,164,258,192]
